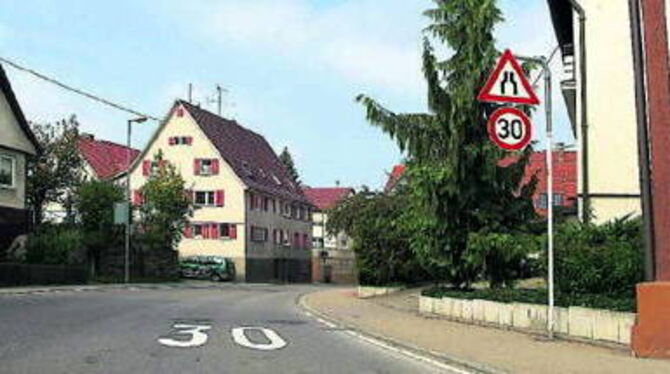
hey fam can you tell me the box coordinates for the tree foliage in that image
[26,115,85,225]
[75,180,125,274]
[327,189,427,286]
[279,147,300,184]
[137,152,190,250]
[356,0,537,288]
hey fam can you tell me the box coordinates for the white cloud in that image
[157,0,426,97]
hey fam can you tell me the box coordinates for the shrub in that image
[545,216,644,297]
[25,225,85,265]
[466,232,540,289]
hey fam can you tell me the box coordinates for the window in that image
[251,226,268,242]
[0,155,14,188]
[313,237,324,249]
[169,136,192,146]
[219,223,231,238]
[263,197,270,212]
[200,159,213,175]
[195,191,215,206]
[553,193,564,206]
[536,194,548,210]
[194,224,203,237]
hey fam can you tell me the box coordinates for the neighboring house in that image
[547,0,642,222]
[127,100,313,283]
[43,134,140,222]
[384,164,406,193]
[386,150,578,216]
[0,64,39,253]
[302,187,356,283]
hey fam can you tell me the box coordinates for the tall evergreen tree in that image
[279,147,300,184]
[356,0,537,288]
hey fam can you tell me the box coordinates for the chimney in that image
[81,133,95,141]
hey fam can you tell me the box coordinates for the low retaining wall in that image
[0,263,88,286]
[419,296,636,346]
[357,285,404,298]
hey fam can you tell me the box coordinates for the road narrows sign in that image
[478,49,540,105]
[486,107,533,151]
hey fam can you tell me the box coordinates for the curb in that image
[297,291,507,374]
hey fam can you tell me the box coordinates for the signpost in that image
[478,50,555,339]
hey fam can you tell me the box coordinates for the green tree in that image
[327,189,426,286]
[75,180,125,276]
[279,147,300,184]
[27,115,85,225]
[137,152,190,251]
[356,0,537,289]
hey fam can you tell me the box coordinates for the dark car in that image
[179,256,236,282]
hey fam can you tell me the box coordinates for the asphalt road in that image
[0,283,454,374]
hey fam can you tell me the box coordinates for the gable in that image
[0,69,37,155]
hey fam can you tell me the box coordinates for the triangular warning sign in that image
[477,49,540,105]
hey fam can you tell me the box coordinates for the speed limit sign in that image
[486,107,533,151]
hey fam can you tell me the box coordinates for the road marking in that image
[231,327,287,351]
[158,324,212,348]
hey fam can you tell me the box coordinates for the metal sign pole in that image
[543,57,555,340]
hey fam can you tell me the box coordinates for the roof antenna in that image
[188,83,193,103]
[336,180,340,187]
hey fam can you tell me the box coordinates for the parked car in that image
[179,256,236,282]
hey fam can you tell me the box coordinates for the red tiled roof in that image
[78,137,140,180]
[386,151,577,215]
[302,187,354,210]
[179,100,309,203]
[384,164,406,192]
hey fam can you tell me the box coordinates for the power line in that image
[0,56,160,121]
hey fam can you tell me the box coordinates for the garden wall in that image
[0,263,87,286]
[419,295,636,345]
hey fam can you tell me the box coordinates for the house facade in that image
[0,64,39,252]
[547,0,642,223]
[303,187,356,283]
[128,100,312,283]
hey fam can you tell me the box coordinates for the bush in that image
[466,232,540,289]
[422,287,635,312]
[25,225,85,265]
[545,216,644,297]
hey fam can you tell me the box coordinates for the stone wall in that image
[419,296,636,346]
[98,245,179,280]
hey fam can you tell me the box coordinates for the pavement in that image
[0,282,459,374]
[302,288,670,374]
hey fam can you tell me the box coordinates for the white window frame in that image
[0,155,16,189]
[194,191,216,206]
[199,159,213,176]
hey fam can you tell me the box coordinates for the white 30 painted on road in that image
[158,324,212,348]
[231,327,287,351]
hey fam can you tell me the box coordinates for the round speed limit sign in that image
[486,107,533,151]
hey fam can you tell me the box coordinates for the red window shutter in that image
[215,190,225,207]
[202,224,210,239]
[142,160,151,176]
[133,190,143,205]
[194,159,201,176]
[210,223,219,239]
[229,224,237,239]
[183,224,193,238]
[186,137,193,145]
[169,137,176,145]
[211,159,220,175]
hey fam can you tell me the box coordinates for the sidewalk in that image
[302,288,670,374]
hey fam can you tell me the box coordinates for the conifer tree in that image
[279,147,300,184]
[356,0,537,288]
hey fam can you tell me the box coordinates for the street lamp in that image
[125,116,147,284]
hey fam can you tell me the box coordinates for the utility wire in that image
[0,56,160,121]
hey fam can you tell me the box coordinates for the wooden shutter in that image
[210,223,219,239]
[183,224,193,238]
[186,137,193,145]
[194,159,201,176]
[169,137,176,145]
[202,224,210,239]
[215,190,225,207]
[211,159,220,175]
[142,160,151,176]
[229,224,237,239]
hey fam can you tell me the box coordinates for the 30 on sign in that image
[486,107,532,151]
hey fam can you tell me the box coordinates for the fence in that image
[0,263,88,286]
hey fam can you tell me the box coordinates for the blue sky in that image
[0,0,572,190]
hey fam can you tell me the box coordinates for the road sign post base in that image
[632,282,670,358]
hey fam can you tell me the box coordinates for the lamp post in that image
[125,116,147,284]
